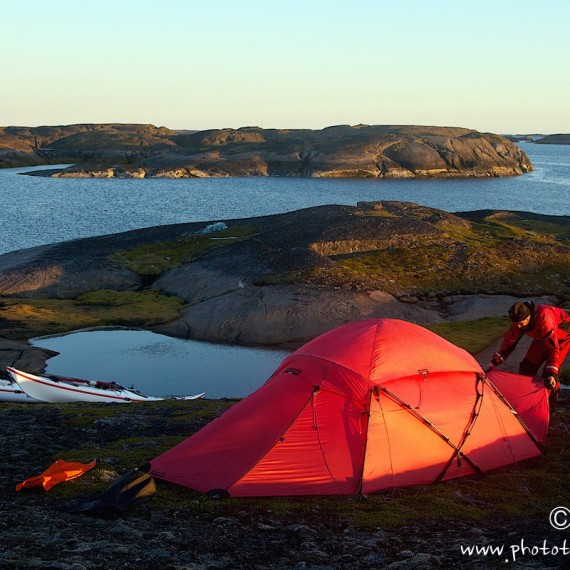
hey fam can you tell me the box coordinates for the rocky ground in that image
[1,389,568,570]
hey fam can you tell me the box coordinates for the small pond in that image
[32,329,291,399]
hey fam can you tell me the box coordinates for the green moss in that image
[334,244,455,287]
[111,225,258,275]
[464,219,559,244]
[483,216,570,241]
[0,290,184,339]
[166,400,235,425]
[335,487,489,528]
[426,317,509,354]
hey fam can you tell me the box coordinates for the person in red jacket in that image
[490,301,570,412]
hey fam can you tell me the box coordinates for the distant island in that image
[0,123,533,178]
[505,133,570,144]
[534,134,570,145]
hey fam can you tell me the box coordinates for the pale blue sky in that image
[2,0,568,133]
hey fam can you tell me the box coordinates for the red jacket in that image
[495,304,570,376]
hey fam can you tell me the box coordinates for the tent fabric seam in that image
[367,322,381,384]
[312,389,337,484]
[358,389,373,494]
[487,379,516,461]
[371,387,397,490]
[222,391,315,493]
[286,354,370,403]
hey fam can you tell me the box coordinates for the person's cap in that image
[508,302,531,322]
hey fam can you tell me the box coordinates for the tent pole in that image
[376,384,483,478]
[434,374,485,482]
[358,388,375,495]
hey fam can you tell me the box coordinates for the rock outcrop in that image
[1,123,533,178]
[1,202,568,347]
[0,243,140,299]
[0,339,57,374]
[153,285,442,346]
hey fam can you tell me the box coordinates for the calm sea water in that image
[0,142,568,256]
[5,142,570,397]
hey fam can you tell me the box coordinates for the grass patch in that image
[439,220,515,246]
[486,216,570,241]
[166,400,236,426]
[57,398,233,429]
[49,399,234,498]
[334,245,459,290]
[426,317,509,354]
[513,262,570,289]
[467,220,558,245]
[0,290,184,339]
[111,225,258,275]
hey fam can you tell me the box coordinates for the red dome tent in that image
[150,319,549,497]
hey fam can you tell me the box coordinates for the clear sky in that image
[2,0,568,134]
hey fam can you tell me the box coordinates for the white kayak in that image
[0,377,40,403]
[5,367,205,404]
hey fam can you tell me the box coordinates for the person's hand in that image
[544,376,560,390]
[491,353,503,367]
